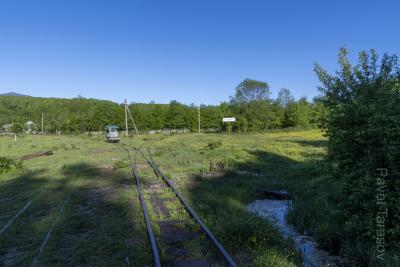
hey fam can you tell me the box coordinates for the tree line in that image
[0,85,323,134]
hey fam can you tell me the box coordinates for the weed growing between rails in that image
[125,146,233,266]
[131,134,307,266]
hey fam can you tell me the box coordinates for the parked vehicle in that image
[105,125,119,143]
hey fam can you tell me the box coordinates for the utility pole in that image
[124,99,129,137]
[41,113,44,134]
[198,105,201,133]
[126,105,139,135]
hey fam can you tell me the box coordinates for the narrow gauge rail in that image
[130,147,237,267]
[132,164,162,267]
[125,148,161,267]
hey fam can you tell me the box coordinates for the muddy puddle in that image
[246,194,349,267]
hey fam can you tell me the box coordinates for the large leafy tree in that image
[315,48,400,262]
[231,79,270,103]
[230,79,275,131]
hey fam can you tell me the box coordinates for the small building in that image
[105,125,119,143]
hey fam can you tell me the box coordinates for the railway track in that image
[128,147,237,267]
[0,186,45,236]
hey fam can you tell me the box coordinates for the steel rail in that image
[128,149,161,267]
[31,193,71,267]
[0,185,46,236]
[142,150,237,267]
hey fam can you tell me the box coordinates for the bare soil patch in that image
[143,182,164,193]
[150,196,174,217]
[158,220,198,244]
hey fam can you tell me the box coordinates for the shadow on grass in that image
[293,139,328,149]
[186,147,400,267]
[186,147,398,266]
[183,150,321,266]
[0,163,151,266]
[0,169,47,205]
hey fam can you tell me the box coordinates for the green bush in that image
[315,48,400,264]
[0,157,22,174]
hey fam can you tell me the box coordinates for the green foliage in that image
[1,81,319,134]
[275,88,315,129]
[277,88,294,108]
[11,123,23,133]
[230,79,277,131]
[0,96,124,133]
[0,157,22,174]
[231,78,270,103]
[310,97,328,128]
[282,97,314,128]
[315,48,400,263]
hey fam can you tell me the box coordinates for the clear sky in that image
[0,0,399,105]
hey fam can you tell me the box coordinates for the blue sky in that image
[0,0,399,105]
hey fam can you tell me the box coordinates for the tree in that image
[166,100,186,129]
[310,96,328,128]
[282,101,298,127]
[315,48,400,262]
[277,88,294,108]
[0,84,319,133]
[231,79,270,103]
[229,79,272,131]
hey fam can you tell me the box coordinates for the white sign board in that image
[223,117,236,122]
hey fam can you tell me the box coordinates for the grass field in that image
[0,129,326,266]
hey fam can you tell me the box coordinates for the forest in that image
[0,82,322,134]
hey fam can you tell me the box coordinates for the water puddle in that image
[246,197,348,267]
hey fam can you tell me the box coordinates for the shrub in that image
[0,157,22,174]
[315,48,400,263]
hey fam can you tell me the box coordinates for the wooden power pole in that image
[124,100,139,136]
[198,105,201,133]
[41,113,44,134]
[125,99,129,137]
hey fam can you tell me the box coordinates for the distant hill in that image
[0,92,31,97]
